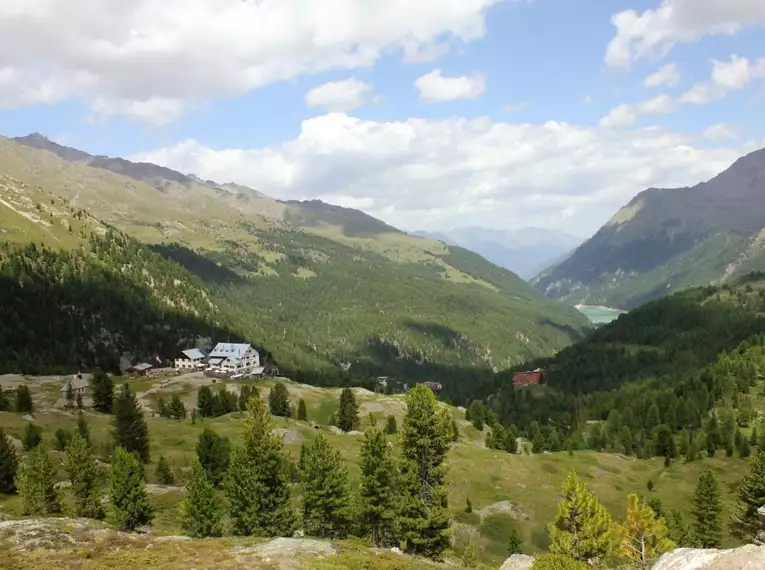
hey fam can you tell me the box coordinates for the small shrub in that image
[22,423,42,451]
[53,428,72,452]
[532,554,590,570]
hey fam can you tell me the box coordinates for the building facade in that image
[206,343,260,376]
[174,348,206,370]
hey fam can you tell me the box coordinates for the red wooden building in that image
[512,368,544,387]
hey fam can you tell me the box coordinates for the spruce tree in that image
[337,387,359,432]
[297,398,308,421]
[691,470,723,548]
[0,387,9,411]
[225,396,296,536]
[197,386,214,417]
[76,411,91,446]
[507,525,523,555]
[90,368,114,414]
[166,394,187,420]
[462,539,478,568]
[665,509,692,547]
[22,423,42,450]
[268,382,291,418]
[731,450,765,541]
[548,471,613,563]
[396,385,453,560]
[0,428,19,494]
[616,493,674,566]
[196,428,230,487]
[53,427,72,451]
[180,459,222,538]
[16,444,60,515]
[109,446,153,531]
[112,383,150,463]
[739,436,752,459]
[385,415,397,434]
[15,385,33,413]
[301,432,351,538]
[65,383,75,408]
[63,432,104,519]
[155,455,175,485]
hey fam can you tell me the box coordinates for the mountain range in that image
[0,133,589,380]
[533,145,765,309]
[412,226,581,279]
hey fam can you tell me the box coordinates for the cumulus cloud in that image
[644,62,680,87]
[605,0,765,69]
[305,78,373,112]
[0,0,503,124]
[415,69,487,102]
[703,123,737,141]
[131,113,751,236]
[681,55,765,104]
[503,101,530,112]
[600,95,677,127]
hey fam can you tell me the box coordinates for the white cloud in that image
[415,69,486,102]
[703,123,737,141]
[606,0,765,69]
[681,55,765,104]
[0,0,504,124]
[305,78,373,112]
[132,113,751,236]
[644,62,680,87]
[600,95,677,127]
[503,101,529,112]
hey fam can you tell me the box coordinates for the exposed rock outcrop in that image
[499,554,535,570]
[652,545,765,570]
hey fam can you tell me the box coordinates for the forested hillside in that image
[465,275,765,462]
[0,134,589,380]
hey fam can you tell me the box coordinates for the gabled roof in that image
[180,348,205,360]
[209,343,254,360]
[130,363,153,372]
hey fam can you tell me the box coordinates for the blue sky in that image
[1,0,764,236]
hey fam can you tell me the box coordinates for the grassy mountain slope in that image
[2,134,588,379]
[0,374,752,567]
[533,146,765,309]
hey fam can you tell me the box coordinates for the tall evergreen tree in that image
[396,385,453,560]
[665,509,693,547]
[76,411,91,446]
[301,432,351,538]
[90,369,114,414]
[166,394,187,420]
[109,446,153,531]
[63,432,104,519]
[16,445,60,515]
[548,471,613,564]
[180,459,222,538]
[691,470,723,548]
[616,493,674,567]
[0,428,19,494]
[462,539,478,568]
[731,450,765,541]
[268,382,292,418]
[22,423,42,451]
[359,425,397,546]
[0,387,10,412]
[15,385,33,413]
[65,383,75,408]
[336,387,359,432]
[112,383,150,463]
[197,386,215,417]
[297,398,308,421]
[225,396,296,536]
[155,455,175,485]
[196,428,230,487]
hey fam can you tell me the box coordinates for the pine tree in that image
[548,471,613,563]
[507,525,523,555]
[196,428,230,487]
[15,385,33,413]
[268,382,292,418]
[0,429,19,494]
[359,425,397,546]
[691,470,723,548]
[76,411,91,446]
[225,397,296,536]
[109,446,153,531]
[665,509,692,547]
[301,432,351,538]
[180,459,222,538]
[0,387,9,412]
[90,368,114,414]
[462,539,478,568]
[385,415,397,434]
[166,394,187,420]
[112,383,150,463]
[155,455,175,485]
[297,398,308,421]
[337,387,359,432]
[22,423,42,451]
[616,493,674,567]
[16,444,60,515]
[197,386,215,417]
[65,383,75,408]
[731,450,765,541]
[53,427,72,451]
[396,385,453,560]
[739,436,752,459]
[63,432,104,519]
